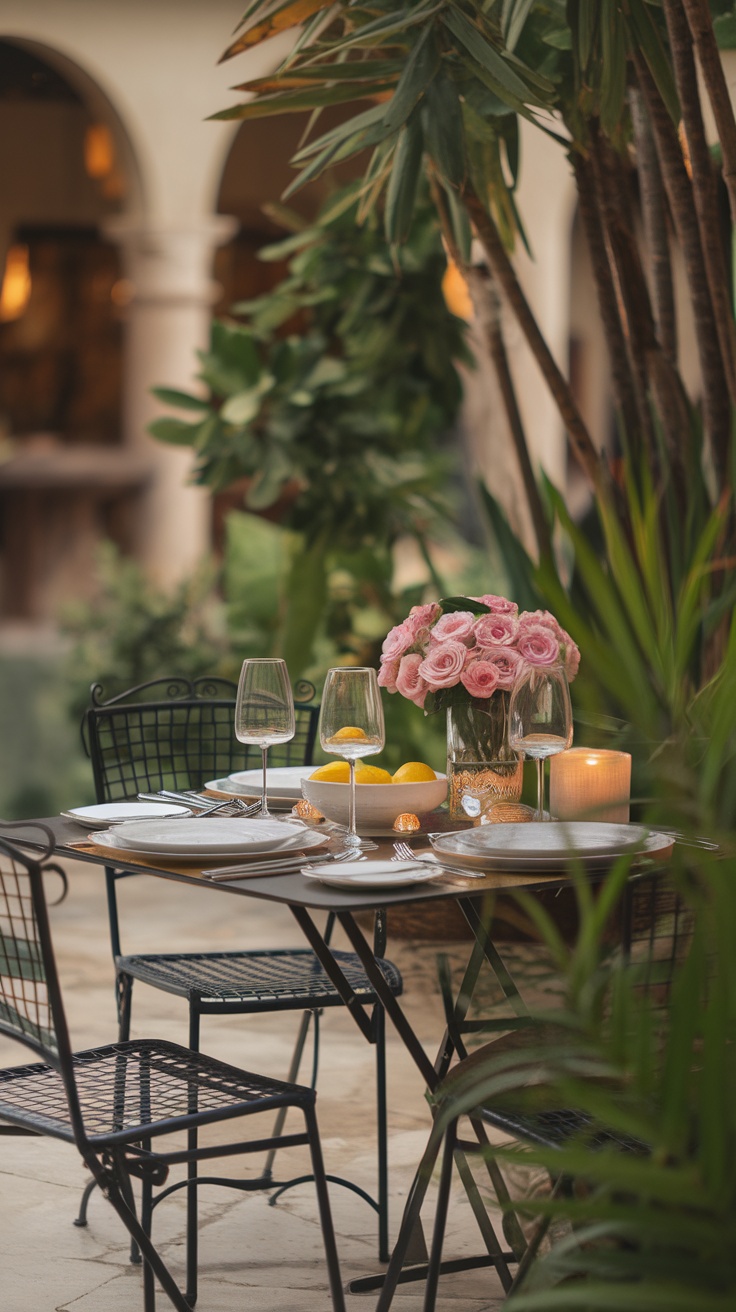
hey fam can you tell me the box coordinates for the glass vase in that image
[446,694,523,821]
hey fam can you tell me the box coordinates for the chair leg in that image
[262,1008,315,1181]
[303,1103,346,1312]
[90,1152,192,1312]
[375,1003,390,1263]
[374,1123,445,1312]
[423,1121,457,1312]
[185,1005,201,1307]
[116,971,133,1042]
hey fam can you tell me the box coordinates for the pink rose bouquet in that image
[378,594,579,712]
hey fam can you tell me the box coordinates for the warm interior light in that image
[84,123,115,180]
[0,244,31,323]
[441,259,474,322]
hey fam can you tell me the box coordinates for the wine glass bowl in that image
[508,666,573,820]
[319,667,385,846]
[234,659,296,818]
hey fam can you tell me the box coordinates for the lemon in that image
[331,725,367,740]
[355,764,393,784]
[392,761,437,783]
[309,761,351,782]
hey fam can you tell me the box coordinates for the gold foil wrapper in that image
[292,799,324,822]
[479,801,535,825]
[392,812,421,833]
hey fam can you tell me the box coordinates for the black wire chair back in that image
[0,825,346,1312]
[82,675,319,799]
[0,826,69,1067]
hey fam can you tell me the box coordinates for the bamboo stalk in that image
[633,50,731,482]
[630,88,678,367]
[662,0,736,450]
[571,148,642,455]
[680,0,736,224]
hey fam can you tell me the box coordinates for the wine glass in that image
[508,665,573,821]
[319,667,385,848]
[234,659,296,818]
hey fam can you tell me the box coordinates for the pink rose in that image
[518,609,564,639]
[395,653,428,707]
[471,594,519,616]
[516,624,562,668]
[475,646,523,690]
[418,640,468,690]
[409,602,442,628]
[564,642,581,682]
[377,656,400,693]
[473,613,518,647]
[430,611,476,645]
[381,619,415,661]
[461,659,501,699]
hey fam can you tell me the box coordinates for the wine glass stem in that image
[536,757,545,821]
[260,746,270,818]
[347,758,357,840]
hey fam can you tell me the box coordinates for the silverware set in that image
[391,839,486,879]
[137,790,261,818]
[203,844,371,882]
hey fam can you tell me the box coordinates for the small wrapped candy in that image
[292,799,324,823]
[392,812,421,833]
[479,801,535,825]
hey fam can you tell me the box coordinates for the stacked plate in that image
[430,821,673,872]
[205,766,313,811]
[87,816,328,863]
[62,801,193,828]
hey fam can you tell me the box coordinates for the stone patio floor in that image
[0,860,558,1311]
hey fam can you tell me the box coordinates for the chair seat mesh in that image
[0,1039,312,1143]
[117,947,403,1009]
[479,1104,646,1154]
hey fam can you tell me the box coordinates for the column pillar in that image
[108,216,237,586]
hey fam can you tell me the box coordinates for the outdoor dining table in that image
[1,812,579,1297]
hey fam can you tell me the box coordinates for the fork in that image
[392,840,486,878]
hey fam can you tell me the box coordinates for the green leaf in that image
[384,113,425,245]
[502,0,536,53]
[220,387,266,425]
[627,0,680,126]
[146,417,198,446]
[422,72,467,189]
[599,0,627,134]
[151,387,209,412]
[443,7,547,110]
[383,24,440,133]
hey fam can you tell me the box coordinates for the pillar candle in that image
[549,748,631,824]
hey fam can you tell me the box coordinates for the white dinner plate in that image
[99,816,306,856]
[301,859,441,890]
[429,828,673,872]
[89,824,328,863]
[61,802,192,829]
[205,777,303,810]
[458,821,653,860]
[225,766,314,799]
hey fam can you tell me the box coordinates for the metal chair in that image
[77,676,402,1273]
[374,868,691,1309]
[0,823,346,1312]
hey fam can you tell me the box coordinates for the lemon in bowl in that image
[302,759,447,829]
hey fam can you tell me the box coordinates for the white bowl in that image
[301,774,448,828]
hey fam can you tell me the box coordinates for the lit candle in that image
[549,749,631,824]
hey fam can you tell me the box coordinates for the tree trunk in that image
[461,183,605,496]
[571,148,642,456]
[680,0,736,224]
[633,50,731,484]
[662,0,736,474]
[630,88,678,367]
